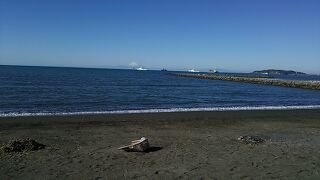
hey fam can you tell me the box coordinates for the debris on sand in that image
[237,135,266,145]
[118,137,150,152]
[1,138,45,153]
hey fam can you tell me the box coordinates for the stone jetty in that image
[172,73,320,90]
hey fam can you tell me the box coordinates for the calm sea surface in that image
[1,65,320,116]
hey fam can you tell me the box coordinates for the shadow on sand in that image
[144,146,163,153]
[125,146,163,153]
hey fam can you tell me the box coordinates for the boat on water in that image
[208,69,218,73]
[188,69,199,73]
[136,67,148,71]
[161,68,167,71]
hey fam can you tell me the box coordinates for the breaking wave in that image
[1,105,320,117]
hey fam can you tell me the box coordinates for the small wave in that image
[1,105,320,117]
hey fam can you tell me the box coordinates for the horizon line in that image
[0,64,317,75]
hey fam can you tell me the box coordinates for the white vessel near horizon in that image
[188,69,199,73]
[136,67,148,71]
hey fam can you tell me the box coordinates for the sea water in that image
[1,65,320,117]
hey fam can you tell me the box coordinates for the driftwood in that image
[118,137,150,152]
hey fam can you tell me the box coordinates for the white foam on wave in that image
[1,105,320,117]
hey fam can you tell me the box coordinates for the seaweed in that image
[237,135,266,145]
[1,138,45,153]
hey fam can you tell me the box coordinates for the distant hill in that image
[253,69,306,75]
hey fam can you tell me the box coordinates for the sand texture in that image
[1,110,320,179]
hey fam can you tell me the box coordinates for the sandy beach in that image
[1,110,320,179]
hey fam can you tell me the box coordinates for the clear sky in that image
[0,0,319,73]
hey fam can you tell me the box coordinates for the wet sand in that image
[1,110,320,179]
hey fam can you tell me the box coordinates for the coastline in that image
[1,105,320,117]
[1,108,320,121]
[1,109,320,179]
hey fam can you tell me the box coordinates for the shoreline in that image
[1,109,320,125]
[1,109,320,179]
[1,105,320,118]
[0,105,320,119]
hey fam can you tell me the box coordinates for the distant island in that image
[253,69,306,75]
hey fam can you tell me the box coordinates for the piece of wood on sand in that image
[118,137,150,152]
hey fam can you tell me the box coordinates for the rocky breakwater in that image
[172,73,320,90]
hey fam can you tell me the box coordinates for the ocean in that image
[1,65,320,117]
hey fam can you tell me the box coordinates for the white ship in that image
[136,67,148,71]
[188,69,199,73]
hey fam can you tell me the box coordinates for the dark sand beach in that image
[1,110,320,179]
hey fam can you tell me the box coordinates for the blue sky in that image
[0,0,319,73]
